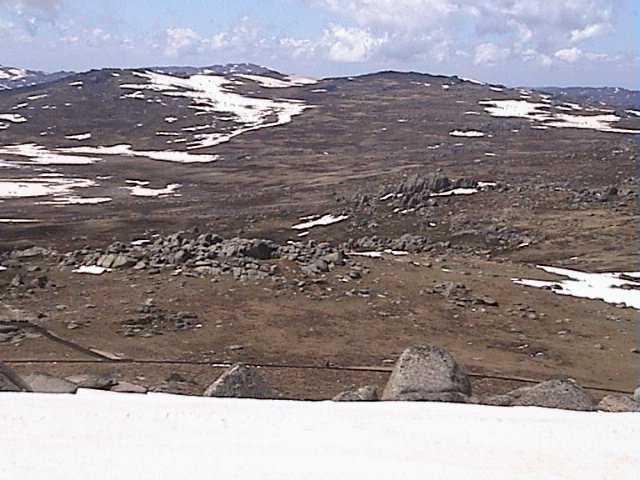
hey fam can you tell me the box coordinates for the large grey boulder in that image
[0,361,31,392]
[204,364,275,399]
[597,394,640,413]
[634,387,640,403]
[381,345,472,401]
[25,373,78,394]
[333,385,379,402]
[507,379,595,411]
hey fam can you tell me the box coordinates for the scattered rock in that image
[111,381,148,394]
[0,361,31,392]
[66,373,116,390]
[506,379,595,411]
[157,372,197,395]
[12,247,50,259]
[381,345,472,401]
[597,394,640,413]
[119,303,200,337]
[333,385,379,401]
[204,364,275,399]
[24,373,78,394]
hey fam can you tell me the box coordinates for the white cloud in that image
[310,0,620,68]
[322,25,385,63]
[554,47,582,63]
[474,43,510,65]
[570,23,608,43]
[311,0,461,30]
[0,0,61,12]
[164,27,201,57]
[0,0,62,32]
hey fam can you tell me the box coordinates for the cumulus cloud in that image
[554,47,582,63]
[309,0,620,67]
[322,25,385,62]
[164,27,201,57]
[570,23,609,43]
[474,43,511,66]
[0,0,63,36]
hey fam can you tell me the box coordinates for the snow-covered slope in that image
[0,65,72,90]
[1,390,638,480]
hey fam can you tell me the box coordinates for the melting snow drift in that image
[292,214,349,230]
[513,266,640,309]
[480,99,640,135]
[0,177,95,199]
[72,265,111,275]
[450,130,485,138]
[120,71,311,149]
[125,183,182,197]
[0,389,638,480]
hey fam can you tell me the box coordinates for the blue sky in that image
[0,0,637,88]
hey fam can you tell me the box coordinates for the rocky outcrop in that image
[204,364,275,399]
[381,345,472,401]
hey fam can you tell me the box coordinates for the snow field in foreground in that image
[1,389,638,480]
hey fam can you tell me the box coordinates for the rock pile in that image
[342,234,431,253]
[62,231,359,281]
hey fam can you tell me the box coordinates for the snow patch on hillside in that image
[513,266,640,309]
[481,99,640,134]
[120,71,311,149]
[0,177,95,199]
[237,74,317,88]
[65,133,92,141]
[125,183,182,197]
[450,130,485,138]
[0,144,99,165]
[0,113,27,123]
[60,144,219,163]
[292,214,349,230]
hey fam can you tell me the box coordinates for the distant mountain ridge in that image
[149,63,277,77]
[539,86,640,110]
[0,65,72,90]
